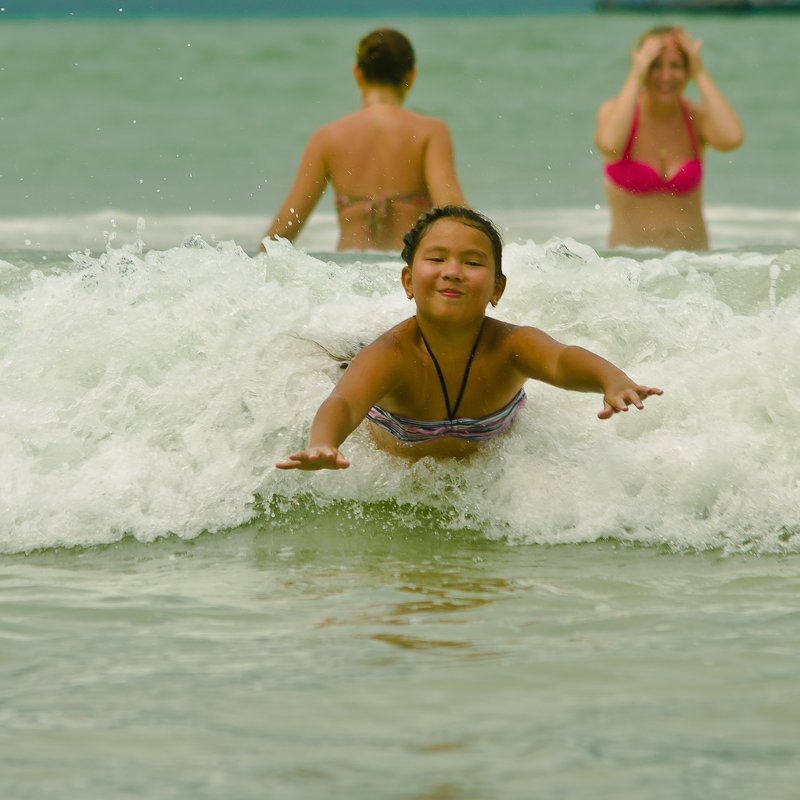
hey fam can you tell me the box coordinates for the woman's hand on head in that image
[276,446,351,471]
[631,35,664,81]
[598,384,664,420]
[672,28,704,79]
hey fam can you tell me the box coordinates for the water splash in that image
[1,235,798,554]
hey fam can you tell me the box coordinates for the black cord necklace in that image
[418,319,485,421]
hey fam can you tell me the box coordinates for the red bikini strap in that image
[680,100,700,158]
[621,104,639,158]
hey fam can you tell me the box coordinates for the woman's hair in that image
[356,29,415,87]
[637,26,688,68]
[401,206,504,279]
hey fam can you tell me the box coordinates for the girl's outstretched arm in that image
[276,394,357,470]
[555,345,663,419]
[276,335,401,470]
[510,327,663,419]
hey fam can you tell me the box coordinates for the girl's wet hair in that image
[401,206,504,279]
[356,29,415,87]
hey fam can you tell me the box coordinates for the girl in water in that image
[262,29,466,252]
[594,27,743,251]
[276,206,662,471]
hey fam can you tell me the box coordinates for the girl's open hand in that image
[598,384,663,420]
[276,446,351,470]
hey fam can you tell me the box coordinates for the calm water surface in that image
[4,510,799,800]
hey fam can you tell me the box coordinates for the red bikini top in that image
[604,101,703,195]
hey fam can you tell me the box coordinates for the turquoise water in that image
[1,14,798,250]
[2,11,800,800]
[5,516,800,800]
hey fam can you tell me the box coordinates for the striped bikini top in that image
[367,320,526,443]
[367,388,526,443]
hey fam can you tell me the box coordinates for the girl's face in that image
[646,37,689,99]
[401,218,505,321]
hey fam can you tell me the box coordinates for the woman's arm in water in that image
[423,118,467,207]
[260,129,329,250]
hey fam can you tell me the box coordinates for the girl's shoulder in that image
[481,319,535,365]
[364,317,418,356]
[485,319,560,363]
[484,318,529,347]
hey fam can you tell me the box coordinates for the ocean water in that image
[2,11,800,800]
[2,13,799,251]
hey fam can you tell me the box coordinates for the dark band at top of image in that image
[2,0,593,19]
[4,0,799,16]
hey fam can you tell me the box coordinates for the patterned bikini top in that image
[367,388,527,443]
[367,319,525,443]
[335,191,431,237]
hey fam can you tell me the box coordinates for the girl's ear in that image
[401,266,414,299]
[490,274,507,307]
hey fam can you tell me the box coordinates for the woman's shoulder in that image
[323,107,446,139]
[680,97,706,142]
[596,97,615,116]
[596,95,630,122]
[314,109,374,139]
[680,96,704,123]
[682,96,702,114]
[401,108,452,134]
[304,118,340,152]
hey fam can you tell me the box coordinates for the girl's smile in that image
[402,218,504,316]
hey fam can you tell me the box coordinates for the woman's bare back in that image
[321,106,460,249]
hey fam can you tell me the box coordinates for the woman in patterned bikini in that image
[276,206,662,471]
[261,29,466,252]
[594,27,743,251]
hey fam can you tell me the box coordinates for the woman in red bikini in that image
[594,27,744,251]
[261,29,466,252]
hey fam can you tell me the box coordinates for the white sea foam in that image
[1,233,798,554]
